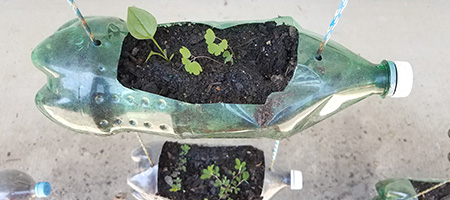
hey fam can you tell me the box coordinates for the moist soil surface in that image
[410,180,450,200]
[118,21,298,104]
[157,142,265,200]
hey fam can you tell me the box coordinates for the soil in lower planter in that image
[157,142,265,200]
[410,180,450,200]
[118,21,298,104]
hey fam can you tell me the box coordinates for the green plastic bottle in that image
[373,178,449,200]
[31,16,413,138]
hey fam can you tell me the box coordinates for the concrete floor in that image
[1,0,450,199]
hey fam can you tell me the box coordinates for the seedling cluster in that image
[169,144,191,192]
[127,7,235,76]
[200,158,250,200]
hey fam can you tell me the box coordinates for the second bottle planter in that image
[127,141,302,200]
[32,16,412,138]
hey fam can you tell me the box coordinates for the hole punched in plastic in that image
[315,54,323,61]
[93,40,102,46]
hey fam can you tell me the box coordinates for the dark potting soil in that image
[157,142,265,200]
[117,21,298,104]
[410,180,450,200]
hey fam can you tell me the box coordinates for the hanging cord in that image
[134,132,154,167]
[315,0,349,59]
[409,178,450,199]
[269,140,280,171]
[66,0,100,45]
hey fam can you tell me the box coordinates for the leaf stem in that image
[193,56,223,65]
[151,37,169,61]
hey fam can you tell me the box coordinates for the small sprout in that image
[204,28,234,64]
[200,158,250,199]
[180,144,191,156]
[201,168,211,179]
[170,177,182,192]
[127,6,173,62]
[179,46,203,75]
[222,51,232,64]
[205,28,228,56]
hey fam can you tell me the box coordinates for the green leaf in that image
[182,58,191,65]
[215,166,220,174]
[184,62,191,72]
[169,53,174,61]
[208,43,219,55]
[235,159,241,170]
[222,51,230,58]
[242,171,249,181]
[219,39,228,50]
[201,172,211,180]
[127,7,157,39]
[205,29,216,44]
[241,162,246,168]
[208,165,214,172]
[224,55,232,64]
[214,179,221,187]
[186,61,202,75]
[236,176,241,182]
[223,50,232,64]
[179,46,191,58]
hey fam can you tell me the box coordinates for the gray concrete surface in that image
[1,0,450,199]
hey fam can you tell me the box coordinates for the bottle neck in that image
[262,170,290,199]
[381,60,397,98]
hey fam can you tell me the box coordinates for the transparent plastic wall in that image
[32,16,392,139]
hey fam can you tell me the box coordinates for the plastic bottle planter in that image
[32,16,409,138]
[373,178,450,200]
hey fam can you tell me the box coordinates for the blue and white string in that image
[269,140,280,171]
[66,0,96,43]
[316,0,349,57]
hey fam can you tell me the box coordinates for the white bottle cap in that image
[392,61,413,98]
[290,170,303,190]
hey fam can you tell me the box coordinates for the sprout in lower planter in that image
[201,158,250,199]
[168,144,191,192]
[127,6,174,62]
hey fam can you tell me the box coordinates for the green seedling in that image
[201,158,250,199]
[180,46,223,75]
[180,46,202,75]
[169,144,191,192]
[127,6,174,62]
[204,29,233,64]
[180,144,191,156]
[170,177,182,192]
